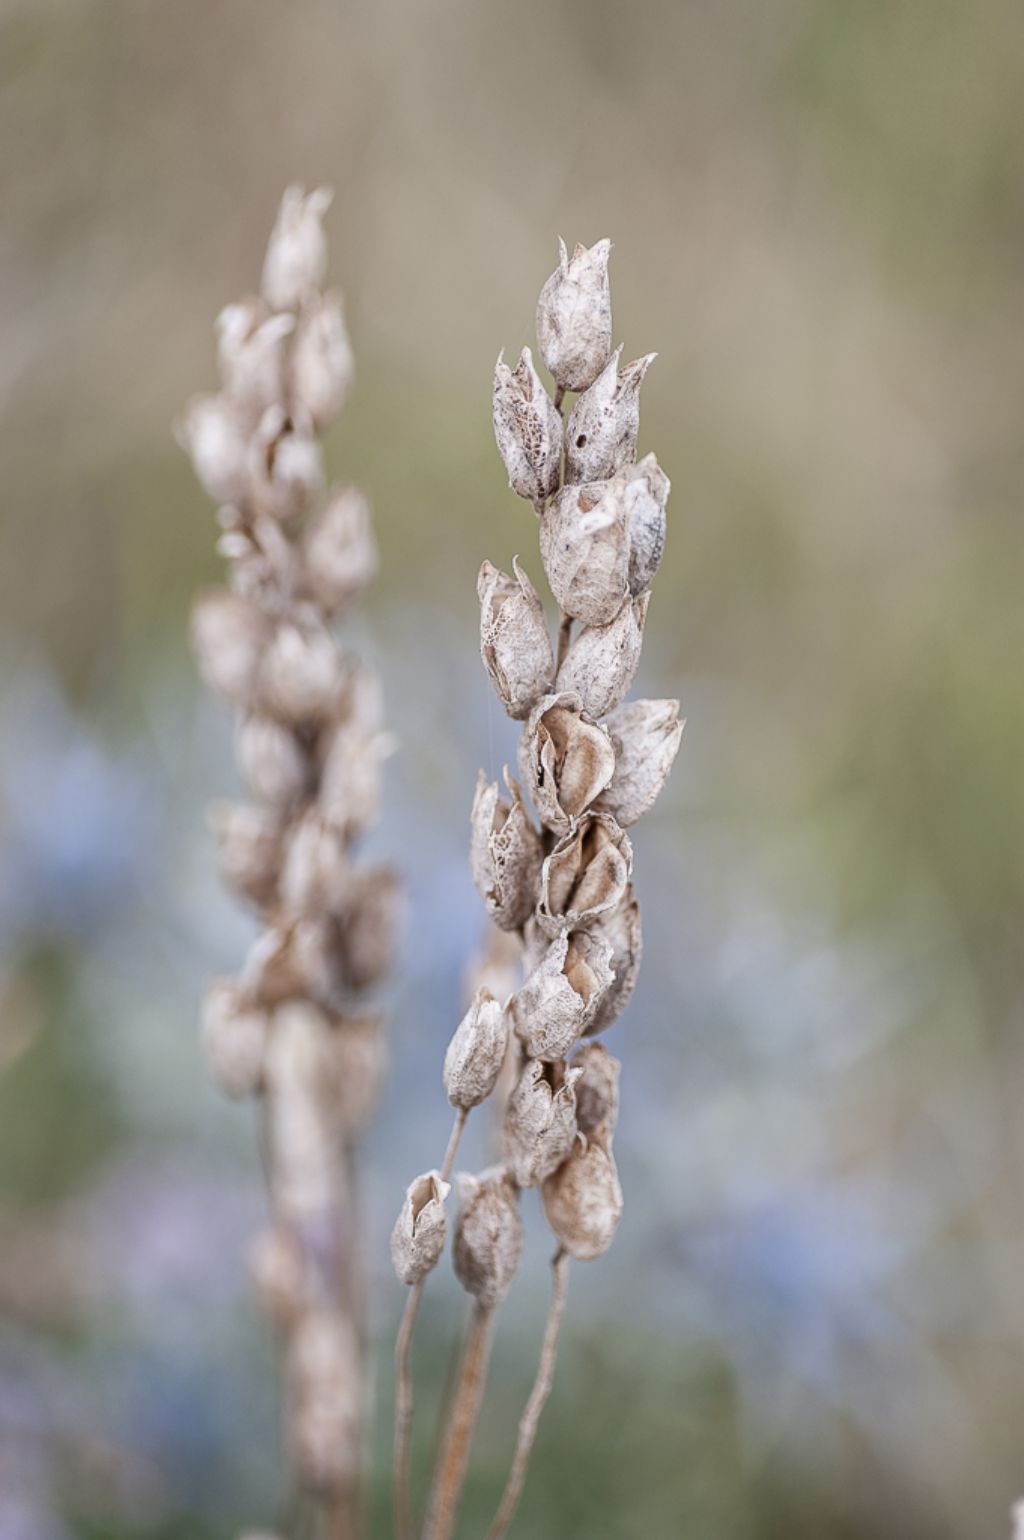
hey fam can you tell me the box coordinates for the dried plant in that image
[391,238,682,1540]
[179,187,397,1540]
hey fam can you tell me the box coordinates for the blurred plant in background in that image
[2,1,1024,1538]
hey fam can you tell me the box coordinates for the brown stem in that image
[485,1248,569,1540]
[422,1303,496,1540]
[392,1110,470,1540]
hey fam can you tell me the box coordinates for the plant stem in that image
[393,1109,469,1540]
[484,1247,569,1540]
[422,1303,496,1540]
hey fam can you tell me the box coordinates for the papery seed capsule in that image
[302,486,378,613]
[510,931,614,1062]
[259,621,343,724]
[390,1170,451,1285]
[191,589,271,708]
[216,301,294,419]
[209,800,283,911]
[584,890,642,1036]
[236,715,310,807]
[504,1059,582,1187]
[469,769,545,931]
[261,185,333,313]
[517,692,615,836]
[278,809,350,916]
[535,238,613,394]
[492,347,564,506]
[542,1133,623,1261]
[338,863,401,991]
[177,393,251,505]
[251,406,324,524]
[242,918,345,1008]
[596,699,683,827]
[292,292,354,430]
[453,1167,523,1307]
[624,453,670,596]
[565,350,655,484]
[478,558,555,720]
[555,593,649,720]
[318,718,393,836]
[540,480,630,628]
[443,988,510,1109]
[537,813,632,937]
[570,1042,621,1137]
[200,978,270,1098]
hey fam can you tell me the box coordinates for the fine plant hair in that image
[179,188,397,1540]
[390,238,683,1540]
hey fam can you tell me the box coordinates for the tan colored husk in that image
[510,931,614,1061]
[453,1167,524,1307]
[469,769,545,930]
[517,693,615,835]
[444,988,510,1110]
[503,1059,582,1188]
[555,593,650,720]
[536,812,633,937]
[595,698,684,827]
[541,1133,623,1262]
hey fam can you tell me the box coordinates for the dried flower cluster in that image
[181,188,397,1537]
[391,238,682,1540]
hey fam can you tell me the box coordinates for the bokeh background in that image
[2,1,1024,1536]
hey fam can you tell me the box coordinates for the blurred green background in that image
[2,1,1024,1536]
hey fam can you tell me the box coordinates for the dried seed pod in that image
[216,301,294,420]
[338,863,401,990]
[540,455,670,625]
[478,558,555,720]
[537,812,633,937]
[264,1001,344,1215]
[596,699,683,827]
[624,453,670,596]
[278,810,350,916]
[209,800,283,910]
[177,393,251,505]
[242,918,345,1008]
[444,987,510,1109]
[249,405,324,524]
[302,486,378,613]
[565,349,655,484]
[236,715,310,807]
[517,693,615,835]
[540,480,630,627]
[535,238,613,393]
[492,347,564,506]
[504,1059,582,1187]
[259,621,343,724]
[191,589,271,708]
[452,1167,523,1307]
[584,889,642,1035]
[390,1170,451,1285]
[220,512,300,607]
[285,1308,361,1493]
[249,1223,306,1327]
[570,1042,621,1137]
[261,185,332,313]
[555,593,650,720]
[291,292,354,430]
[318,718,393,836]
[331,1012,387,1132]
[200,978,270,1098]
[510,931,614,1061]
[542,1134,623,1261]
[469,769,545,931]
